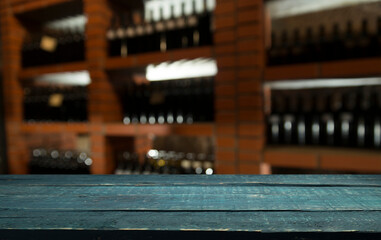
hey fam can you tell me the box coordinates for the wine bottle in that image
[376,17,381,56]
[330,23,342,60]
[199,0,213,46]
[114,14,125,57]
[179,2,189,48]
[344,21,355,59]
[121,13,131,57]
[371,90,381,148]
[268,93,282,145]
[155,7,167,52]
[357,19,371,58]
[107,15,119,56]
[316,25,327,61]
[279,30,290,65]
[303,27,315,63]
[166,4,178,50]
[283,95,296,145]
[166,80,175,124]
[291,29,303,64]
[143,10,155,53]
[296,94,306,145]
[188,0,200,47]
[311,94,321,145]
[133,11,145,54]
[267,32,278,66]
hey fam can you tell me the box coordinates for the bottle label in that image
[166,20,176,30]
[40,35,57,52]
[136,25,144,36]
[160,35,167,52]
[116,28,125,38]
[145,24,154,35]
[106,30,116,40]
[177,18,186,28]
[126,27,135,38]
[155,22,165,32]
[193,31,200,46]
[188,16,198,27]
[49,94,64,107]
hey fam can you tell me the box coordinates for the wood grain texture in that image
[0,175,380,239]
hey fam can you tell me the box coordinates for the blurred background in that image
[0,0,380,175]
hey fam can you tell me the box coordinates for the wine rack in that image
[23,85,88,122]
[29,148,91,174]
[17,0,86,68]
[114,150,215,175]
[107,0,213,57]
[12,0,381,174]
[266,86,381,149]
[266,1,381,66]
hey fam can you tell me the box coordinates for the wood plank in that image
[20,123,90,134]
[0,175,380,186]
[0,186,380,211]
[105,47,213,70]
[264,147,381,173]
[0,175,379,239]
[19,62,87,79]
[264,63,319,81]
[105,124,214,137]
[264,57,381,81]
[0,210,380,233]
[320,57,381,78]
[0,230,378,240]
[12,0,73,14]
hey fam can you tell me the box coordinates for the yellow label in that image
[49,93,64,107]
[157,159,166,167]
[40,35,57,52]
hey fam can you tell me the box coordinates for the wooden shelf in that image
[264,146,381,173]
[265,57,381,81]
[12,0,76,15]
[105,46,214,70]
[20,122,90,134]
[19,62,88,79]
[105,123,215,137]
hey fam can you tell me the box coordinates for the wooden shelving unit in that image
[3,0,380,174]
[105,47,213,70]
[265,57,381,81]
[1,0,266,174]
[19,62,88,79]
[20,122,91,134]
[105,123,215,137]
[11,0,73,14]
[264,58,381,173]
[264,147,381,173]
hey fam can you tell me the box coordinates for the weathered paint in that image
[0,175,380,239]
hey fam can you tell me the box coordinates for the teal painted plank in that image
[0,210,380,232]
[0,186,380,211]
[0,175,380,187]
[0,175,380,234]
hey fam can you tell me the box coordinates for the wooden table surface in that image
[0,175,380,239]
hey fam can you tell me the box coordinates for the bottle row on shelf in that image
[268,18,381,66]
[29,148,92,174]
[267,87,381,149]
[22,15,86,68]
[108,0,213,57]
[23,86,88,122]
[122,77,214,125]
[115,149,214,175]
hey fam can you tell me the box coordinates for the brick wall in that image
[214,0,265,174]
